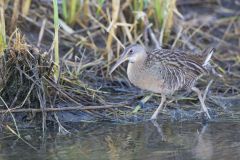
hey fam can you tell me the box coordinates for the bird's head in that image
[109,44,145,74]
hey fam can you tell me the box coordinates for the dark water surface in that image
[1,120,240,160]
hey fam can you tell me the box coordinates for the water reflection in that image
[151,120,166,141]
[193,124,213,160]
[0,121,240,160]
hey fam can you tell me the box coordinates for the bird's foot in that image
[150,95,166,121]
[205,110,211,120]
[200,107,211,120]
[194,110,211,121]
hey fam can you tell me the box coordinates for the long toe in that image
[194,110,211,120]
[205,110,211,119]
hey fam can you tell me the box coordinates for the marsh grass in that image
[0,29,51,133]
[152,0,176,44]
[62,0,81,26]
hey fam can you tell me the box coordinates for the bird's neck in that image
[127,53,147,85]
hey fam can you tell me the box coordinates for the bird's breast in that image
[127,62,165,94]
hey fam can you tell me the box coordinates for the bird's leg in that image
[203,80,214,102]
[191,87,211,119]
[151,94,166,120]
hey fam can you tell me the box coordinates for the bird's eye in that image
[129,49,133,54]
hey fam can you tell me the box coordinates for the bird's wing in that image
[146,49,207,90]
[150,49,207,74]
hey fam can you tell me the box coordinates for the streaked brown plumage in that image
[110,44,214,120]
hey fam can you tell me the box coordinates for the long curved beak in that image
[109,52,128,75]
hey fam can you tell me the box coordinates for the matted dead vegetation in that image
[0,0,239,132]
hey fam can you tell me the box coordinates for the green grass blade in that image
[62,0,68,21]
[0,1,6,55]
[96,0,105,16]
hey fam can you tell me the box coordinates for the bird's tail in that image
[203,48,215,67]
[202,48,222,77]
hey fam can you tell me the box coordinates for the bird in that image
[109,44,215,120]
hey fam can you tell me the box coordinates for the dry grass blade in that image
[37,18,47,47]
[119,11,133,43]
[0,96,20,135]
[0,104,126,113]
[10,0,20,33]
[53,0,60,83]
[106,0,120,72]
[21,0,31,16]
[11,29,28,51]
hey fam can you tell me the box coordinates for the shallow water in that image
[0,120,240,160]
